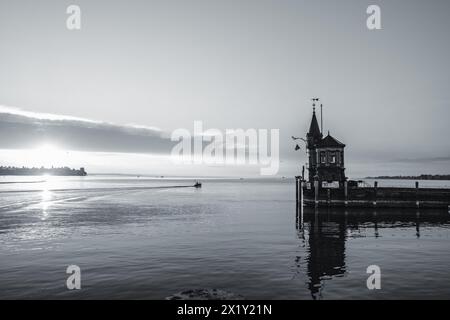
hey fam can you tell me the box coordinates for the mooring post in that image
[300,180,304,226]
[327,188,331,206]
[314,180,319,208]
[416,210,421,238]
[295,177,299,203]
[372,210,378,237]
[415,181,420,208]
[374,181,378,207]
[344,181,348,206]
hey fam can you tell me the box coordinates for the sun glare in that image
[36,144,59,153]
[31,143,65,168]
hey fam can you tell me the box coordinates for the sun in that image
[36,144,59,153]
[31,143,66,167]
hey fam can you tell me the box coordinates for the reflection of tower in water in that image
[297,208,347,300]
[295,207,448,299]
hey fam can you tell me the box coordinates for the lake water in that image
[0,176,450,299]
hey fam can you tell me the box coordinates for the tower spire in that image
[308,108,321,139]
[310,98,321,136]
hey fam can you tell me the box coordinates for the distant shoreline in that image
[365,174,450,181]
[0,166,87,176]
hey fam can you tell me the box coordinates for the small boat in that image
[194,181,202,188]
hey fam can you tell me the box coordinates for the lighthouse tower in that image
[306,107,322,182]
[306,107,346,186]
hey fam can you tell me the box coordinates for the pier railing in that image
[295,177,450,209]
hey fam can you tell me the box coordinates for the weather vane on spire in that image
[310,98,323,132]
[311,98,319,111]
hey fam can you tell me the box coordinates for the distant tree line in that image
[365,174,450,180]
[0,166,87,176]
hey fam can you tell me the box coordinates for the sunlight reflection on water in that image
[0,177,449,299]
[41,187,52,221]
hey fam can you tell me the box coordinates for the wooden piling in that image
[314,180,319,207]
[373,181,378,207]
[344,181,348,206]
[300,180,304,225]
[415,181,420,208]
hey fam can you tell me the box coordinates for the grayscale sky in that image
[1,0,449,177]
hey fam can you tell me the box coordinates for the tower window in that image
[330,152,336,164]
[320,152,326,164]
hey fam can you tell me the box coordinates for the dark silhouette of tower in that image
[306,108,346,185]
[306,108,322,182]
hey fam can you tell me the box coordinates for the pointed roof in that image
[308,109,321,137]
[318,133,345,148]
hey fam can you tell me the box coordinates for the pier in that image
[295,102,450,210]
[296,177,450,209]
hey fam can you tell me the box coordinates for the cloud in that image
[0,105,100,123]
[0,105,175,154]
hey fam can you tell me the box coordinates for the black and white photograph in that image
[1,0,450,310]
